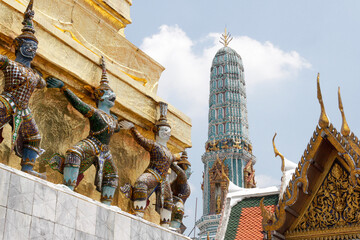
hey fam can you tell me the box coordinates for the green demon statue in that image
[46,57,119,205]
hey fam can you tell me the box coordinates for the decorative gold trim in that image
[317,73,329,129]
[286,225,360,239]
[120,70,147,86]
[15,0,26,7]
[84,0,128,29]
[53,25,98,54]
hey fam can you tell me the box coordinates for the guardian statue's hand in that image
[46,77,64,89]
[119,120,134,130]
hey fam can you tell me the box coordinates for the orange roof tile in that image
[235,205,275,239]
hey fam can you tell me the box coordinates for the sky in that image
[124,1,360,237]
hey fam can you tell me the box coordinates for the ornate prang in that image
[338,87,350,137]
[317,73,330,129]
[220,28,233,47]
[199,32,253,239]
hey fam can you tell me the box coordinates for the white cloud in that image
[140,25,311,119]
[141,25,210,119]
[255,174,280,188]
[206,33,312,91]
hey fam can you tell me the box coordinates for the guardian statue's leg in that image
[160,181,173,228]
[63,152,81,190]
[170,198,184,231]
[101,158,119,205]
[18,115,45,179]
[133,172,158,217]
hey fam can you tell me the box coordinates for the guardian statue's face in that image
[158,126,171,141]
[99,89,116,108]
[19,39,37,60]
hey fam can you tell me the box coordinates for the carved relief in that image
[243,159,256,188]
[295,162,360,230]
[209,156,229,214]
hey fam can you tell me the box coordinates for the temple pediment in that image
[287,160,360,239]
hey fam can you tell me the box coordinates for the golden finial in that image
[207,232,210,240]
[317,73,329,128]
[220,28,233,47]
[272,133,285,172]
[338,87,350,137]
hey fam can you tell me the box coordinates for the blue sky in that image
[125,1,360,236]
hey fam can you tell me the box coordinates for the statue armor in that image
[0,56,45,156]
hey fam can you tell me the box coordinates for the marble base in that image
[0,163,190,240]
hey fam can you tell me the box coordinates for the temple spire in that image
[338,87,350,137]
[220,28,233,47]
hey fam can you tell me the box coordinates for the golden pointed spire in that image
[220,28,233,47]
[338,87,350,137]
[272,133,285,172]
[207,232,210,240]
[317,73,329,128]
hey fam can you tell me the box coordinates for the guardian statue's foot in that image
[22,169,47,180]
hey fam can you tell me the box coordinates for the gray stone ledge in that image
[0,163,190,240]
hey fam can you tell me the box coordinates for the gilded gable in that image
[286,161,360,238]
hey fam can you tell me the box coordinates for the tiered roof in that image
[216,185,279,240]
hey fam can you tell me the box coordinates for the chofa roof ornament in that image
[338,87,350,137]
[272,133,285,172]
[317,73,330,129]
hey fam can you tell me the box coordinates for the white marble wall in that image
[0,163,190,240]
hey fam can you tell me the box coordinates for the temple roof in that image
[216,185,279,240]
[260,74,360,239]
